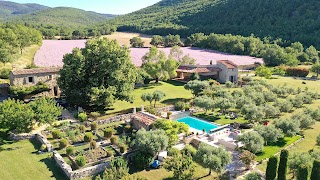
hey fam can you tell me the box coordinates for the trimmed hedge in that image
[285,67,309,77]
[59,138,68,149]
[84,132,94,142]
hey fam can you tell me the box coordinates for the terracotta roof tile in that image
[133,112,158,126]
[11,67,62,76]
[177,66,221,73]
[217,60,238,69]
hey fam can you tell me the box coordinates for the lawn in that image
[100,80,193,117]
[263,76,320,92]
[0,139,67,180]
[255,136,301,161]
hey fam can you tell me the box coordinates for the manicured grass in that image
[263,76,320,92]
[193,112,249,125]
[0,139,67,180]
[101,81,193,117]
[255,136,301,161]
[12,44,41,69]
[129,162,218,180]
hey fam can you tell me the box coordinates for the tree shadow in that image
[40,158,69,180]
[162,98,191,105]
[166,80,187,86]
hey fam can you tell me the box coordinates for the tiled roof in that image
[217,60,238,69]
[177,66,221,73]
[11,67,62,76]
[133,112,158,126]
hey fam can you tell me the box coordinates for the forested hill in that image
[0,1,48,18]
[8,7,114,29]
[112,0,320,48]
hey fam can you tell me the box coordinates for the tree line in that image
[0,24,42,65]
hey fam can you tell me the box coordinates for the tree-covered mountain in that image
[0,0,48,18]
[111,0,320,48]
[9,7,114,29]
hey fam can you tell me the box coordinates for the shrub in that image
[107,150,114,157]
[78,113,87,122]
[245,172,262,180]
[75,155,86,167]
[175,101,186,111]
[190,72,200,80]
[225,81,233,88]
[311,160,320,180]
[168,147,180,156]
[84,132,94,142]
[59,138,68,149]
[90,122,98,131]
[89,112,100,120]
[182,145,197,157]
[0,68,11,79]
[242,76,253,82]
[119,144,127,153]
[90,140,98,149]
[52,130,61,139]
[285,67,309,77]
[317,134,320,146]
[145,107,157,115]
[297,165,309,180]
[104,128,114,139]
[79,125,86,133]
[66,146,75,156]
[110,136,118,145]
[272,67,286,76]
[124,125,131,133]
[40,144,47,151]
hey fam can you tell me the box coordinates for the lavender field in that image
[34,40,263,67]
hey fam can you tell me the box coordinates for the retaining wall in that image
[96,114,133,125]
[35,133,53,152]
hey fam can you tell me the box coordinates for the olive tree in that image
[236,131,264,154]
[255,125,283,145]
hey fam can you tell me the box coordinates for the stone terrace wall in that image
[156,105,175,113]
[35,133,53,152]
[9,133,35,141]
[96,113,133,125]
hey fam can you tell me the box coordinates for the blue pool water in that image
[177,116,219,133]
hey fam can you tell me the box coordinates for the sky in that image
[5,0,162,14]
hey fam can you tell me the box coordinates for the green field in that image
[100,80,193,117]
[0,139,67,180]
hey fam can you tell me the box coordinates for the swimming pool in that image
[177,116,219,133]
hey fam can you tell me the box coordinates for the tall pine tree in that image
[266,156,278,180]
[277,149,288,180]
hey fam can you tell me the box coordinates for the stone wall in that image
[9,133,35,141]
[53,151,110,180]
[35,133,53,152]
[96,113,133,125]
[156,105,175,113]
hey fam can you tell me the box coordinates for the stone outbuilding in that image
[176,60,239,83]
[9,67,61,97]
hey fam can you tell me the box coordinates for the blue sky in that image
[6,0,161,14]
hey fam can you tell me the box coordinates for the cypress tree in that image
[277,149,288,180]
[311,160,320,180]
[297,165,309,180]
[266,156,278,180]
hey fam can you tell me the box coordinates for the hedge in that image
[285,67,309,77]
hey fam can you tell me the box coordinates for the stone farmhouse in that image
[9,67,61,97]
[176,60,239,83]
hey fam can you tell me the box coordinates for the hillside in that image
[9,7,114,29]
[112,0,320,48]
[0,1,48,18]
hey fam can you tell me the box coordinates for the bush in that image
[190,72,200,80]
[107,150,114,157]
[272,67,286,76]
[90,140,98,149]
[79,125,86,133]
[168,147,180,156]
[110,136,118,145]
[84,132,94,142]
[175,101,186,111]
[59,138,68,149]
[89,112,100,120]
[182,145,197,157]
[133,151,154,170]
[0,68,11,79]
[90,122,98,131]
[285,67,309,77]
[52,130,61,139]
[124,125,132,133]
[242,76,253,82]
[145,107,157,115]
[78,113,87,122]
[119,144,127,153]
[40,144,47,151]
[245,172,262,180]
[317,134,320,146]
[225,81,233,88]
[66,146,75,156]
[104,128,114,139]
[75,155,86,167]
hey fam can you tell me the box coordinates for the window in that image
[28,77,34,83]
[48,75,52,80]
